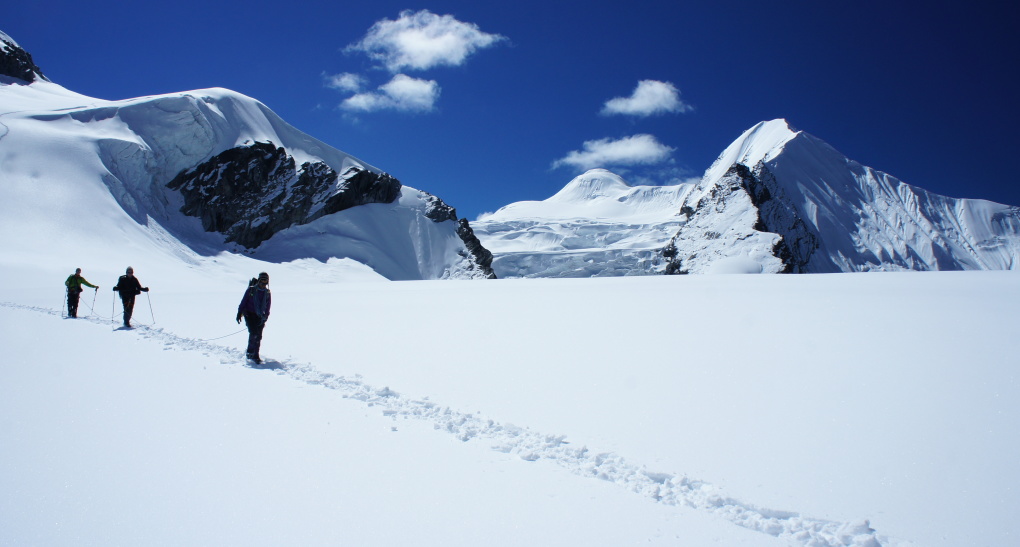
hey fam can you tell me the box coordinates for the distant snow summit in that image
[475,120,1020,277]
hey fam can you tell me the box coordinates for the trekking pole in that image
[88,288,98,318]
[62,287,67,318]
[146,291,155,324]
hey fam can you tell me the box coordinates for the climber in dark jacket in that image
[237,272,271,363]
[112,266,148,327]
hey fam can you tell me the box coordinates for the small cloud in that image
[341,74,441,113]
[325,72,367,93]
[601,80,693,117]
[552,134,675,171]
[346,9,506,72]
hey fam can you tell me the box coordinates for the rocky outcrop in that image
[420,191,496,278]
[662,163,818,274]
[167,141,401,248]
[422,192,458,223]
[741,163,819,272]
[0,35,46,83]
[456,218,496,279]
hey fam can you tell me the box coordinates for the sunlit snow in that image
[3,51,1020,547]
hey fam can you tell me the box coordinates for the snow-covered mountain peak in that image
[481,169,690,225]
[1,36,495,280]
[473,169,694,277]
[703,118,799,184]
[547,168,632,202]
[665,119,1020,274]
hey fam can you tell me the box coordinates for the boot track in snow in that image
[2,301,896,547]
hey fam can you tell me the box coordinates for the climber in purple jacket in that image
[237,272,271,363]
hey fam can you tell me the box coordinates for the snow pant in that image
[67,289,81,317]
[120,294,136,326]
[244,312,265,358]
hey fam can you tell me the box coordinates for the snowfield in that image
[2,263,1018,546]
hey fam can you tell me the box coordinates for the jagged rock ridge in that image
[421,192,496,278]
[663,163,818,274]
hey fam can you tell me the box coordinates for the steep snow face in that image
[253,187,495,280]
[767,130,1020,271]
[666,119,1020,274]
[472,169,693,278]
[0,77,494,280]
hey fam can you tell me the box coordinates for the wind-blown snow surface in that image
[2,243,1019,545]
[473,169,693,277]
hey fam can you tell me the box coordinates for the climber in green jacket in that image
[64,267,98,318]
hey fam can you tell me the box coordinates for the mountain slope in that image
[0,33,494,281]
[664,119,1020,274]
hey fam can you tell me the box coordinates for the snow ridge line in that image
[3,301,893,547]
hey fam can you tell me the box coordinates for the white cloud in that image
[346,9,506,72]
[552,134,675,171]
[601,80,692,117]
[340,74,441,113]
[325,72,367,93]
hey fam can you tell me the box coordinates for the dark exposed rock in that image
[743,162,819,273]
[0,36,46,83]
[456,218,497,279]
[661,240,684,274]
[167,141,401,248]
[422,192,458,223]
[418,191,496,278]
[662,163,819,274]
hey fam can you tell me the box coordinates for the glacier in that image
[472,169,694,278]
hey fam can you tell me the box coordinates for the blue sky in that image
[7,0,1019,219]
